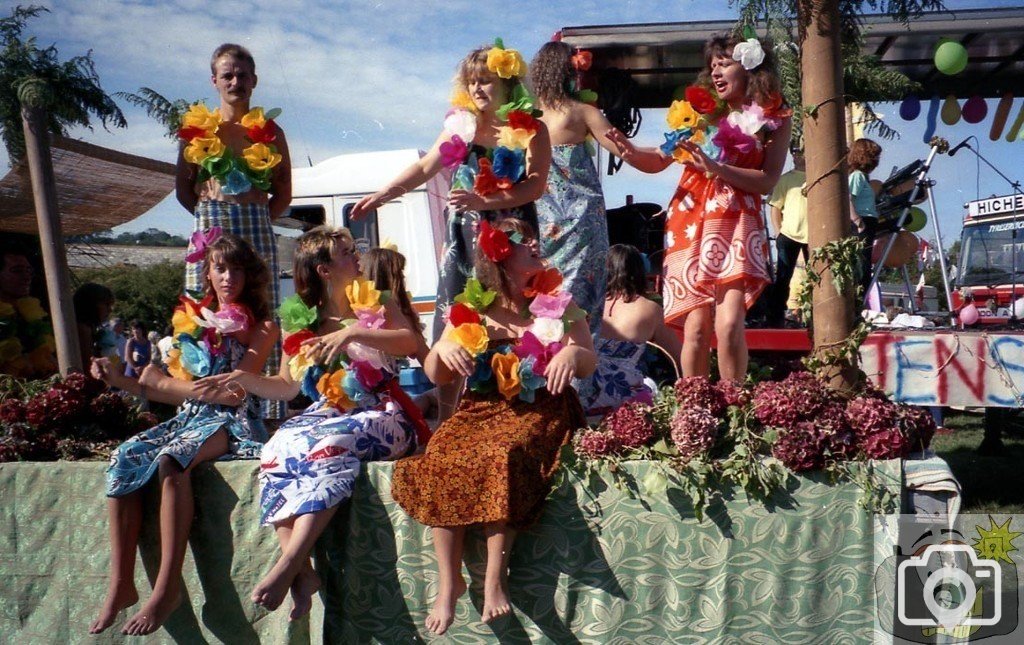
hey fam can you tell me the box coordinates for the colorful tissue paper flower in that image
[14,298,47,323]
[529,317,566,346]
[346,278,382,312]
[450,88,478,113]
[341,370,370,404]
[496,126,535,150]
[195,304,250,335]
[760,91,792,122]
[181,103,221,134]
[185,226,223,263]
[318,370,355,410]
[685,85,719,115]
[300,364,325,400]
[495,87,538,121]
[351,359,384,391]
[727,104,768,137]
[659,128,690,156]
[346,341,386,370]
[486,47,527,79]
[289,349,315,382]
[242,143,282,172]
[529,291,572,320]
[454,278,497,311]
[279,295,318,333]
[443,108,478,143]
[447,322,489,357]
[571,50,592,71]
[517,356,546,403]
[200,154,233,180]
[474,158,501,196]
[165,347,189,381]
[512,331,563,374]
[246,121,277,144]
[506,110,539,132]
[492,147,525,183]
[491,351,522,400]
[478,219,513,262]
[467,351,496,393]
[448,302,481,326]
[283,329,316,356]
[523,268,563,298]
[355,306,386,330]
[712,120,757,157]
[172,294,210,337]
[177,125,209,142]
[440,135,469,170]
[732,38,766,70]
[184,136,226,164]
[240,107,267,129]
[178,335,212,378]
[452,164,475,191]
[667,100,700,131]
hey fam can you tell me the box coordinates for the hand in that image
[852,217,865,234]
[448,189,486,213]
[604,128,636,159]
[434,339,475,378]
[195,369,248,403]
[544,347,577,395]
[677,140,720,175]
[302,328,353,365]
[90,357,114,384]
[350,192,383,221]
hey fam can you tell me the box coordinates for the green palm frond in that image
[115,87,193,139]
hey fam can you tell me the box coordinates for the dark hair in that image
[848,138,882,174]
[72,282,114,326]
[529,41,575,110]
[698,33,781,108]
[605,245,648,303]
[202,233,271,322]
[130,320,146,333]
[211,43,256,75]
[473,219,537,302]
[362,247,425,344]
[293,226,355,309]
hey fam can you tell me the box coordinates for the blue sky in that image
[4,0,1023,250]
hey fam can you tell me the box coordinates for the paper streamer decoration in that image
[961,96,987,124]
[940,95,961,126]
[1007,103,1024,142]
[899,96,921,121]
[990,93,1013,141]
[922,96,939,143]
[934,40,968,75]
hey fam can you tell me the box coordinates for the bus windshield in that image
[958,219,1024,287]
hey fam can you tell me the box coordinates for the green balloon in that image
[905,206,927,233]
[934,41,968,75]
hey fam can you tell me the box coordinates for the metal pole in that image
[20,105,83,375]
[925,183,955,322]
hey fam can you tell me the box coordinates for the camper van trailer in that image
[275,149,450,340]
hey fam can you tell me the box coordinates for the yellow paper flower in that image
[172,307,200,337]
[450,88,478,113]
[15,297,47,323]
[318,370,355,410]
[0,301,15,318]
[165,347,191,381]
[496,126,535,150]
[672,147,694,165]
[486,47,527,79]
[288,350,314,382]
[491,352,522,400]
[0,337,22,363]
[345,278,382,312]
[27,343,57,373]
[691,127,706,145]
[241,142,282,172]
[184,136,226,164]
[446,322,489,357]
[240,107,266,129]
[667,100,699,130]
[181,103,221,134]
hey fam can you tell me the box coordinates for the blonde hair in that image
[454,46,518,99]
[292,226,355,308]
[210,43,256,75]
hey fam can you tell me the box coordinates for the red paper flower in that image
[761,92,793,120]
[246,120,277,144]
[571,50,592,72]
[506,110,539,132]
[523,268,563,297]
[478,219,513,262]
[177,125,209,142]
[283,329,316,356]
[448,302,481,326]
[685,85,718,115]
[474,158,501,196]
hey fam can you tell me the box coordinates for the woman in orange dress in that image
[609,33,792,382]
[390,218,595,636]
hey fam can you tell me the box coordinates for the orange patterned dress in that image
[391,386,585,530]
[661,146,771,327]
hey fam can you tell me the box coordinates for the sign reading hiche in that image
[967,194,1024,218]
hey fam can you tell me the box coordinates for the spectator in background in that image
[123,321,151,379]
[73,282,116,361]
[147,331,162,364]
[111,318,127,365]
[767,144,808,328]
[157,325,174,369]
[0,247,58,378]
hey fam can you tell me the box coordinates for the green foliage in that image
[67,227,188,247]
[75,261,184,332]
[0,5,126,163]
[115,87,194,140]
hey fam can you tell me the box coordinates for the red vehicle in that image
[951,193,1024,319]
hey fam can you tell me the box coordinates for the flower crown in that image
[477,220,524,263]
[486,38,527,79]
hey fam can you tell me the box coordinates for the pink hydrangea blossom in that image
[669,407,719,463]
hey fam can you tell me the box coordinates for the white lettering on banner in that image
[968,194,1024,218]
[860,332,1024,407]
[986,221,1024,233]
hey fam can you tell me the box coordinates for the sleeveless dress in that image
[535,142,609,335]
[433,144,538,340]
[661,146,771,327]
[573,336,651,418]
[391,339,586,529]
[124,339,151,378]
[105,337,266,497]
[258,349,428,526]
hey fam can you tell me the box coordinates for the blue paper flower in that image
[301,364,325,400]
[467,349,496,394]
[222,167,252,195]
[177,334,212,377]
[517,356,546,403]
[492,147,525,182]
[341,370,372,406]
[659,128,691,156]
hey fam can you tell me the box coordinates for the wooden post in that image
[799,0,858,391]
[21,104,83,375]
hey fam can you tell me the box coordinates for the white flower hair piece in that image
[732,38,766,71]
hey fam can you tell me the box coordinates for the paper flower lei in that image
[279,279,393,412]
[178,103,283,195]
[445,264,582,403]
[443,39,543,197]
[166,293,254,381]
[0,297,57,377]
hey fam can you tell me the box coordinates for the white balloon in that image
[443,109,477,143]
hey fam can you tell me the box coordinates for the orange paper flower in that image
[491,352,522,400]
[447,322,489,357]
[474,158,500,196]
[318,370,355,410]
[523,268,563,298]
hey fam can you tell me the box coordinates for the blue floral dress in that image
[573,337,652,418]
[258,350,422,526]
[105,337,266,497]
[535,142,609,335]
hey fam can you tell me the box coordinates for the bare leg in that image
[425,526,467,636]
[681,307,713,378]
[480,522,514,623]
[252,507,337,614]
[714,287,748,382]
[89,493,143,634]
[122,429,229,636]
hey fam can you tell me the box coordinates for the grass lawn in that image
[932,410,1024,515]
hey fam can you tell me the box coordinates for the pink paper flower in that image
[185,226,222,263]
[512,330,563,374]
[529,291,572,320]
[196,303,250,335]
[712,120,757,157]
[346,342,385,369]
[439,135,469,170]
[351,360,384,390]
[356,306,386,329]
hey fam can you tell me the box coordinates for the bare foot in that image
[251,556,299,611]
[424,577,467,636]
[288,564,320,621]
[88,581,138,634]
[120,587,181,636]
[481,582,512,624]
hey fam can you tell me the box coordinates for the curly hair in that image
[697,33,781,108]
[292,226,355,309]
[454,46,519,103]
[605,245,648,303]
[847,138,883,174]
[473,218,537,303]
[202,234,271,322]
[362,247,425,344]
[529,41,575,109]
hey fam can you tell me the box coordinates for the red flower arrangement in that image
[282,329,316,356]
[524,268,563,298]
[246,120,277,144]
[448,302,482,326]
[473,158,501,196]
[684,85,719,115]
[506,110,539,132]
[478,220,513,262]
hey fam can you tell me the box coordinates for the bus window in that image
[343,203,379,253]
[279,205,326,231]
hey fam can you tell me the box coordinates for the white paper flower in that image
[732,38,766,70]
[443,108,477,143]
[530,317,565,346]
[726,104,768,136]
[346,341,385,369]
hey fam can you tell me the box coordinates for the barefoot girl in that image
[89,234,278,636]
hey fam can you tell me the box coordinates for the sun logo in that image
[972,516,1022,565]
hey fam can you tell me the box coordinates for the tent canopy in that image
[0,136,175,235]
[560,7,1024,108]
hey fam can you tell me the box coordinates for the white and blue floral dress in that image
[573,337,652,419]
[105,337,266,497]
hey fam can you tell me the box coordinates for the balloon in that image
[940,95,961,126]
[899,96,921,121]
[871,231,919,267]
[959,304,980,326]
[961,96,987,124]
[990,92,1013,141]
[934,40,968,75]
[904,207,928,233]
